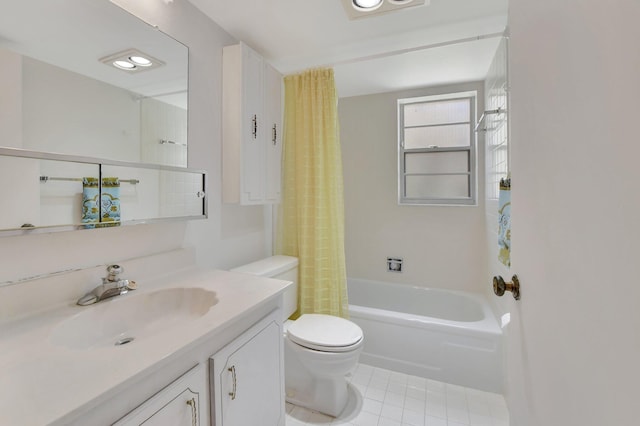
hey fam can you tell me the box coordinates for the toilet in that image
[231,256,363,417]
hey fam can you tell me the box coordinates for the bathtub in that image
[348,278,503,393]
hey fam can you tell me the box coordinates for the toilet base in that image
[284,337,361,417]
[285,376,349,417]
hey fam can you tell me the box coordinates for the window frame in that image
[397,91,477,206]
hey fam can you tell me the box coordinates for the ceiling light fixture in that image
[100,48,165,73]
[129,55,153,67]
[343,0,425,19]
[352,0,383,11]
[113,60,136,70]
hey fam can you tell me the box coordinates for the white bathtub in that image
[348,278,503,393]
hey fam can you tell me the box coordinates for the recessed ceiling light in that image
[99,48,165,73]
[342,0,427,20]
[352,0,383,11]
[113,60,136,70]
[129,55,152,67]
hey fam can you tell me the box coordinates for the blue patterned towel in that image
[498,178,511,267]
[99,177,120,228]
[81,177,121,228]
[82,177,100,228]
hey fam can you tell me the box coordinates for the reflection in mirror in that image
[101,165,205,223]
[0,156,99,230]
[0,148,206,234]
[0,0,188,166]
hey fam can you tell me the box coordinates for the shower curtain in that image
[276,68,349,319]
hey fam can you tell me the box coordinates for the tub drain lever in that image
[493,275,520,300]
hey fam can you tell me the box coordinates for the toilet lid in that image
[287,314,363,352]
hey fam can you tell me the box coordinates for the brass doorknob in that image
[493,275,520,300]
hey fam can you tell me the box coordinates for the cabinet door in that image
[211,314,284,426]
[264,64,282,203]
[240,44,265,204]
[113,364,205,426]
[222,42,283,206]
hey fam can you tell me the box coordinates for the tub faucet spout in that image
[77,265,136,306]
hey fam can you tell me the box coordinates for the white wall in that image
[0,157,39,228]
[506,1,640,424]
[339,82,487,293]
[0,49,21,148]
[0,0,268,285]
[22,57,141,162]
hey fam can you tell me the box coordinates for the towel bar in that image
[39,176,139,184]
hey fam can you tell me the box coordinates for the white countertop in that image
[0,266,290,426]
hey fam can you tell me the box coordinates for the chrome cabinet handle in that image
[272,124,277,145]
[186,397,198,426]
[251,115,257,139]
[493,275,520,300]
[228,365,237,400]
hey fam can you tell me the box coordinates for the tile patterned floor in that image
[285,363,509,426]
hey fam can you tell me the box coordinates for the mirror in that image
[0,148,206,234]
[0,1,203,234]
[0,0,188,166]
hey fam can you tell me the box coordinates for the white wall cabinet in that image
[222,42,282,205]
[210,312,284,426]
[264,63,283,203]
[113,364,206,426]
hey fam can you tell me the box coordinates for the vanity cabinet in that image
[222,42,283,205]
[210,312,284,426]
[113,364,206,426]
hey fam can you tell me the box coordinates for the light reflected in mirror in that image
[0,0,188,166]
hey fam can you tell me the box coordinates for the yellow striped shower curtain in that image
[276,68,349,319]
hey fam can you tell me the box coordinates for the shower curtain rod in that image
[323,31,505,68]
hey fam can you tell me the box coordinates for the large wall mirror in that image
[0,0,188,166]
[0,0,206,234]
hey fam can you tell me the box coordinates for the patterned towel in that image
[82,177,100,228]
[81,177,121,228]
[99,177,120,228]
[498,178,511,267]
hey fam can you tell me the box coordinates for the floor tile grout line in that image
[285,363,508,426]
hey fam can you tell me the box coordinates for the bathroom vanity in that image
[0,249,290,426]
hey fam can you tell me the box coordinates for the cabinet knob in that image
[272,124,277,145]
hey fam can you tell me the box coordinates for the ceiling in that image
[187,0,508,97]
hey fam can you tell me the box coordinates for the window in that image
[398,92,477,205]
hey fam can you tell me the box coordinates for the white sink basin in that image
[49,287,218,349]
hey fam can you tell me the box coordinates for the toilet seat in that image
[287,314,363,353]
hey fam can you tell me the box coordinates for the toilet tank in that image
[230,255,298,319]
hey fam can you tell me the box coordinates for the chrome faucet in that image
[77,265,136,306]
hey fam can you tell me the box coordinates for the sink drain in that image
[115,337,135,346]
